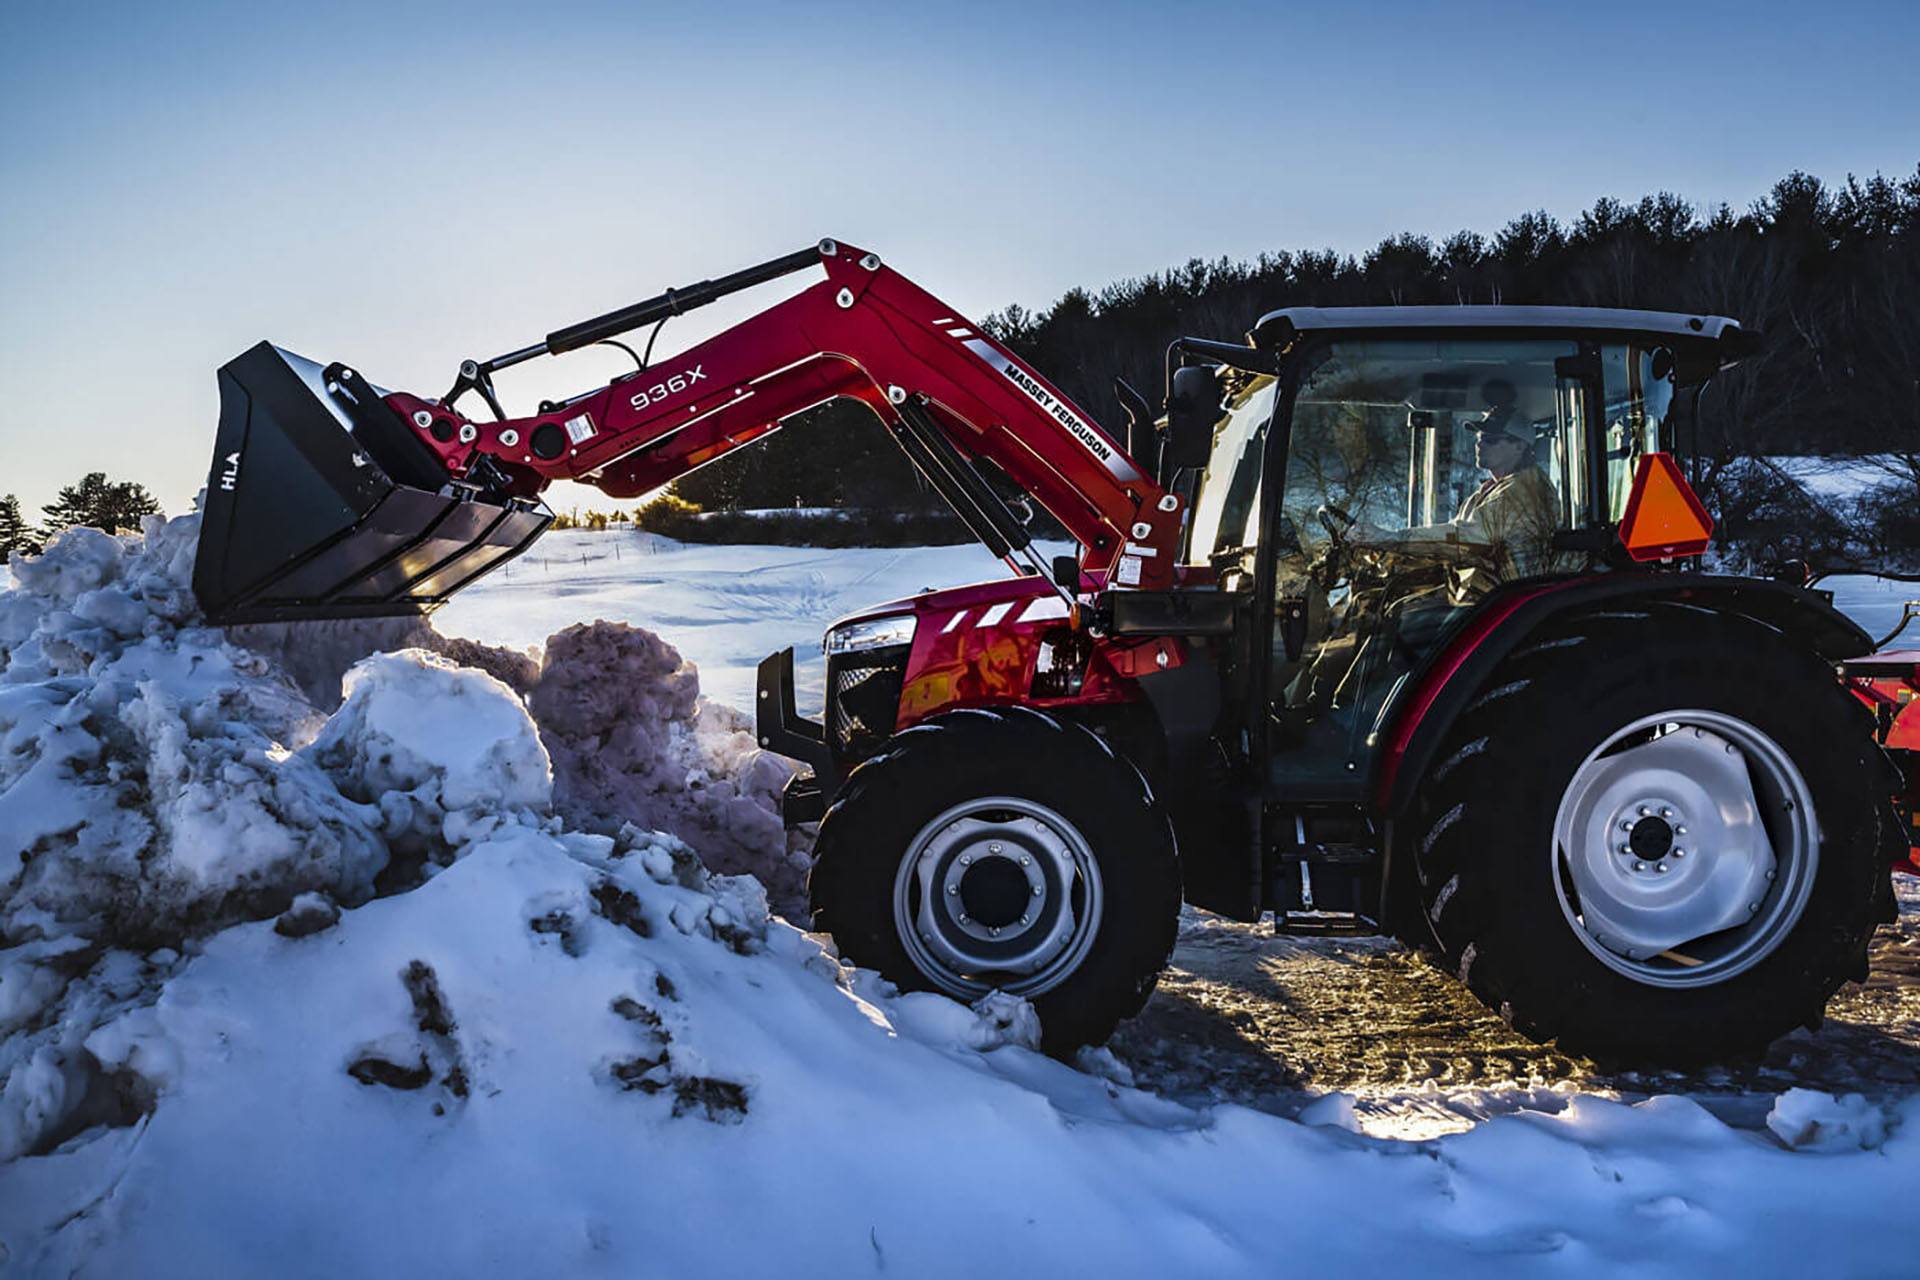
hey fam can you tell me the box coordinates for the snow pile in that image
[0,520,199,684]
[1,520,586,1161]
[0,517,385,954]
[4,829,1919,1275]
[530,622,803,915]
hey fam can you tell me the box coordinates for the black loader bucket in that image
[192,342,551,625]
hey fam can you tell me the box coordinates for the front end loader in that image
[193,240,1904,1061]
[195,343,552,623]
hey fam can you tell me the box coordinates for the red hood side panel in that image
[853,575,1178,728]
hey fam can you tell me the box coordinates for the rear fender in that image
[1373,574,1871,815]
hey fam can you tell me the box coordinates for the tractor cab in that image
[1167,308,1750,922]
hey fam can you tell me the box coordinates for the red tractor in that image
[195,240,1904,1060]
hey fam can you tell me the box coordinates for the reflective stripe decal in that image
[976,602,1014,628]
[1016,597,1070,624]
[941,610,969,634]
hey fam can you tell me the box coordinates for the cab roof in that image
[1249,305,1753,369]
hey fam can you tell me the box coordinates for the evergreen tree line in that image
[674,164,1920,564]
[1,473,162,563]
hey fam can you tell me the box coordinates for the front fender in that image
[1372,573,1870,815]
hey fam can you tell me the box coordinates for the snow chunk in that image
[310,649,552,818]
[1766,1088,1890,1152]
[887,989,1043,1054]
[1297,1092,1362,1133]
[274,892,341,939]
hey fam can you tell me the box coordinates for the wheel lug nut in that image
[960,855,971,866]
[1031,887,1043,897]
[1766,869,1776,880]
[1632,860,1647,872]
[1660,807,1673,819]
[989,843,1002,854]
[1020,855,1031,866]
[1621,820,1634,832]
[1655,863,1669,873]
[1019,915,1029,925]
[1748,902,1761,913]
[1619,844,1633,855]
[1638,806,1650,816]
[947,885,958,895]
[1672,849,1686,858]
[1675,826,1687,836]
[958,912,969,922]
[989,927,1000,937]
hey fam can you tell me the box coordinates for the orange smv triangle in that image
[1618,451,1714,562]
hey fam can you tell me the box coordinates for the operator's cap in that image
[1469,405,1535,445]
[1470,382,1532,443]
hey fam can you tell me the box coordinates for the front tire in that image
[810,708,1181,1053]
[1408,603,1897,1064]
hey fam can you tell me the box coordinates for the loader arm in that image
[380,240,1183,586]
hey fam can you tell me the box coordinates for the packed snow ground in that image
[2,522,1917,1276]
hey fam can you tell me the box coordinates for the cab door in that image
[1262,336,1592,798]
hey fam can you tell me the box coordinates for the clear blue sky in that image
[3,0,1916,518]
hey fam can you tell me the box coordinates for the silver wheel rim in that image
[893,796,1104,1000]
[1551,709,1818,988]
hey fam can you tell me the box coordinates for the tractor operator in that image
[1438,378,1560,581]
[1353,378,1562,588]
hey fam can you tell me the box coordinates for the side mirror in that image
[1164,365,1220,471]
[1052,553,1080,593]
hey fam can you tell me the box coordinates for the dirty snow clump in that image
[530,622,802,914]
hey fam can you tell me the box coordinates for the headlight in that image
[824,614,917,655]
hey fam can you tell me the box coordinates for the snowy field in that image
[2,520,1918,1277]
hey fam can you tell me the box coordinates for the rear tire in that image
[810,708,1181,1054]
[1407,603,1897,1064]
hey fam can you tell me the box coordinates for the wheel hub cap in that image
[1551,711,1817,987]
[894,797,1104,1000]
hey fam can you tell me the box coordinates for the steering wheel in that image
[1316,502,1356,541]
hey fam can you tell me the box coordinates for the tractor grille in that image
[827,647,908,761]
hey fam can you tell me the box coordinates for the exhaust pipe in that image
[192,342,551,625]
